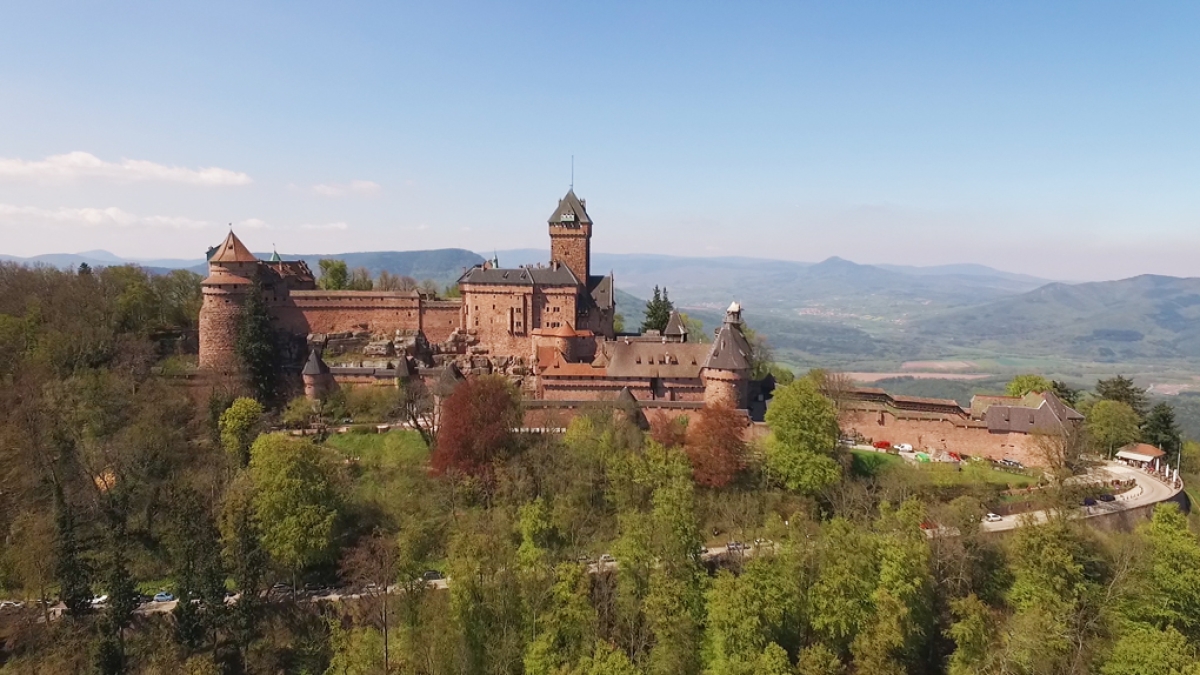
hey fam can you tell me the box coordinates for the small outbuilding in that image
[1115,442,1166,468]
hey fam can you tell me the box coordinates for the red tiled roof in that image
[210,231,257,263]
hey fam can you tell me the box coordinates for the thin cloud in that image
[0,203,210,229]
[311,180,381,197]
[300,222,349,231]
[0,152,252,186]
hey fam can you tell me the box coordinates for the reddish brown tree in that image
[649,411,689,448]
[431,375,522,478]
[684,404,749,488]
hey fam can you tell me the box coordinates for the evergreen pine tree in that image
[54,490,92,617]
[236,281,279,404]
[642,286,674,333]
[1143,402,1182,461]
[1095,375,1149,418]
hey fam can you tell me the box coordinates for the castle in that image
[199,190,767,422]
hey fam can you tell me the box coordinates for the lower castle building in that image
[199,190,768,422]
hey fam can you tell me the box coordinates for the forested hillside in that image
[3,261,1200,673]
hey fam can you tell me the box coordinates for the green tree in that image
[4,510,56,620]
[808,519,877,650]
[1123,504,1200,640]
[703,559,792,675]
[1051,379,1081,407]
[167,488,227,654]
[795,644,845,675]
[1101,624,1199,675]
[946,594,996,675]
[764,378,841,494]
[318,259,350,290]
[53,491,92,617]
[235,281,279,403]
[219,397,264,467]
[249,434,342,594]
[1086,400,1142,458]
[1006,374,1052,397]
[1095,375,1149,418]
[680,312,707,343]
[1143,402,1183,461]
[642,286,673,333]
[571,642,641,675]
[219,477,267,667]
[347,266,374,290]
[524,564,596,675]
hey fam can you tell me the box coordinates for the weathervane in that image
[570,155,574,191]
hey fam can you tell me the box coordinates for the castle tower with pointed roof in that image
[548,189,592,282]
[701,302,752,408]
[199,230,259,371]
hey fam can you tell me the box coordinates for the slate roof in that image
[302,350,330,376]
[663,311,687,338]
[598,340,710,379]
[432,362,465,397]
[588,274,615,311]
[547,189,592,225]
[209,231,257,263]
[703,318,753,371]
[458,263,581,287]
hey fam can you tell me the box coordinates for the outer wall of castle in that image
[840,409,1046,467]
[198,286,245,371]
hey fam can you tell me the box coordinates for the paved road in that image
[980,461,1181,533]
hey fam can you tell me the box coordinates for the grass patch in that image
[324,430,432,525]
[851,449,1036,490]
[850,449,903,477]
[325,429,429,470]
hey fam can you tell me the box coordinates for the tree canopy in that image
[1006,374,1052,397]
[642,286,674,333]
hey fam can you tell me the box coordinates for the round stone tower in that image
[302,349,334,401]
[199,231,260,372]
[701,302,752,408]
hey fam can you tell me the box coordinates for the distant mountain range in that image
[911,274,1200,363]
[9,247,1200,369]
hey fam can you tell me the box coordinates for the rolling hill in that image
[911,275,1200,362]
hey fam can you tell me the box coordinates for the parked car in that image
[1082,497,1097,506]
[984,513,1003,523]
[422,570,444,582]
[153,591,175,603]
[599,553,616,564]
[1099,494,1116,502]
[894,443,914,452]
[90,594,109,607]
[873,440,892,450]
[726,541,746,552]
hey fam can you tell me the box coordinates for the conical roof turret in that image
[703,302,752,371]
[209,230,258,263]
[302,349,330,376]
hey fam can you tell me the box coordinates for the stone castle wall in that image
[841,408,1046,466]
[419,301,463,344]
[540,377,705,402]
[704,369,747,408]
[549,225,589,281]
[462,284,534,359]
[199,288,245,371]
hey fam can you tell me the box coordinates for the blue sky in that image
[1,1,1198,279]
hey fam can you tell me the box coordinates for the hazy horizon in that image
[3,2,1199,281]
